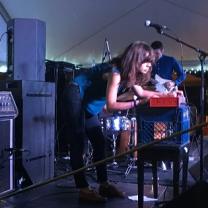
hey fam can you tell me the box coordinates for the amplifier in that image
[0,91,17,195]
[0,120,14,195]
[0,81,55,188]
[0,91,18,120]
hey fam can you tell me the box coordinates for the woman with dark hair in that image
[106,41,164,112]
[62,41,167,203]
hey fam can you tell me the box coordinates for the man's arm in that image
[173,58,186,86]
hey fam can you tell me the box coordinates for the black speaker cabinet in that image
[45,61,76,154]
[7,18,46,81]
[161,181,208,208]
[0,80,55,188]
[189,154,208,181]
[0,119,14,195]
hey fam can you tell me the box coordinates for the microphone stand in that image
[155,28,207,181]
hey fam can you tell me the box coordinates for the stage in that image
[1,137,207,208]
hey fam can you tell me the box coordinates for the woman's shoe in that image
[79,188,107,203]
[99,182,125,198]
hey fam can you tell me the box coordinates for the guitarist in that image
[150,41,186,92]
[150,41,186,171]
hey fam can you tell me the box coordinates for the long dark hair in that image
[111,41,154,88]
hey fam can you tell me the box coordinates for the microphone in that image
[145,20,168,33]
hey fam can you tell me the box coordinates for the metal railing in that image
[0,122,207,201]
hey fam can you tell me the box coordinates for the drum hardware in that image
[124,157,137,177]
[99,113,139,174]
[124,117,138,177]
[100,115,131,168]
[83,140,95,172]
[108,133,119,168]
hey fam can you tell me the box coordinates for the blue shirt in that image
[74,63,120,116]
[152,55,186,86]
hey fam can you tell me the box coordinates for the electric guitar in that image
[154,74,177,93]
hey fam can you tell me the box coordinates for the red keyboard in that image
[149,96,183,107]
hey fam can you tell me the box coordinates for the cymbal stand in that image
[84,140,93,169]
[108,132,119,168]
[100,117,119,168]
[125,117,137,177]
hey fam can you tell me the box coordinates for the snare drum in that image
[100,116,131,133]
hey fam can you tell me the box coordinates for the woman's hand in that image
[166,89,184,97]
[137,98,149,105]
[166,91,177,97]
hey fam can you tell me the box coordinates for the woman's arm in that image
[132,85,171,98]
[106,73,139,112]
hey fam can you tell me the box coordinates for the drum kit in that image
[99,111,138,175]
[84,90,139,175]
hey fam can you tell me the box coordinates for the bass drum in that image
[117,117,137,159]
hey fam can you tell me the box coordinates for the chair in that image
[137,142,189,208]
[136,104,191,208]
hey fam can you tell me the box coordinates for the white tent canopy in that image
[1,0,208,67]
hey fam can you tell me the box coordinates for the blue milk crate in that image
[136,104,190,145]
